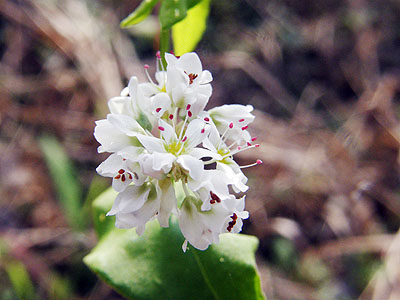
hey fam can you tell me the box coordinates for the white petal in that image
[94,119,131,153]
[176,155,203,181]
[96,153,123,176]
[157,179,176,227]
[158,119,177,144]
[200,70,213,84]
[151,92,172,116]
[108,96,133,115]
[107,114,144,136]
[136,134,165,153]
[107,184,150,215]
[184,119,208,150]
[177,52,202,76]
[165,53,178,66]
[152,152,175,173]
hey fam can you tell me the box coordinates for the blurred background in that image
[1,0,400,299]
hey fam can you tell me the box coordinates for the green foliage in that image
[120,0,210,57]
[5,261,37,300]
[120,0,160,28]
[172,0,211,56]
[84,188,266,300]
[39,135,86,231]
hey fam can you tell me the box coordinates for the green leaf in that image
[84,188,266,300]
[39,136,85,231]
[172,0,211,56]
[186,0,203,10]
[6,261,37,300]
[159,0,188,30]
[120,0,160,28]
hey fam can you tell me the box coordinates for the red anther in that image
[247,142,252,146]
[186,104,191,110]
[128,173,133,180]
[241,125,248,131]
[210,199,216,204]
[156,51,161,59]
[169,114,174,120]
[182,136,187,142]
[239,118,245,122]
[256,159,263,165]
[188,111,192,118]
[114,174,121,179]
[133,172,139,180]
[122,158,126,161]
[155,107,162,113]
[158,126,165,131]
[237,146,241,150]
[232,213,238,220]
[251,137,258,142]
[188,73,198,84]
[204,117,210,122]
[229,122,234,129]
[210,191,221,203]
[144,64,149,69]
[118,169,125,174]
[255,144,260,148]
[201,128,205,133]
[121,174,126,182]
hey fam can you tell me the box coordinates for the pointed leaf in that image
[86,188,265,300]
[120,0,160,28]
[172,0,211,56]
[159,0,188,30]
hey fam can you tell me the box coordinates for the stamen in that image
[247,142,252,146]
[239,159,263,169]
[121,174,126,182]
[201,128,205,134]
[251,137,258,142]
[223,143,260,158]
[204,117,210,122]
[169,114,174,120]
[188,111,192,118]
[158,126,165,131]
[144,65,156,86]
[114,174,121,179]
[156,107,162,113]
[186,104,191,111]
[229,122,234,129]
[210,191,221,203]
[239,119,245,122]
[118,169,125,174]
[241,126,248,131]
[182,136,187,142]
[128,173,133,180]
[227,213,238,232]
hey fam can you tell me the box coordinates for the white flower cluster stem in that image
[94,52,261,251]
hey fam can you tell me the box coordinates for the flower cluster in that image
[94,52,261,251]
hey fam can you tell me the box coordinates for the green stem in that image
[160,29,170,68]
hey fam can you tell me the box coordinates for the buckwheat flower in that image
[165,52,213,117]
[208,104,255,145]
[94,51,261,252]
[179,195,249,252]
[96,153,146,192]
[135,118,210,181]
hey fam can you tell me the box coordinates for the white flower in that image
[94,52,260,251]
[179,195,249,252]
